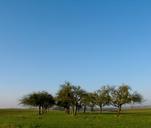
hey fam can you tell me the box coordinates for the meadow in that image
[0,109,151,128]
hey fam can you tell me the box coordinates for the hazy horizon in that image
[1,0,151,108]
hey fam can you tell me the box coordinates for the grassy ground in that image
[0,109,151,128]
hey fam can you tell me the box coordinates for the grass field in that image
[0,109,151,128]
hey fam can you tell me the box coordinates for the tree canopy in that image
[20,91,54,115]
[20,82,143,116]
[110,85,142,116]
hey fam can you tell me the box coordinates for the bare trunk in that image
[72,105,75,115]
[42,106,47,114]
[74,104,78,116]
[42,106,44,114]
[100,105,103,113]
[117,105,122,117]
[38,106,41,115]
[83,105,86,113]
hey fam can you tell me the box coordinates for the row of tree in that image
[20,82,142,116]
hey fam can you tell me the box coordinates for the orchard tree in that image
[20,91,54,115]
[88,92,97,112]
[56,82,73,114]
[96,86,111,113]
[71,85,86,115]
[111,85,142,116]
[131,91,143,103]
[111,85,131,116]
[56,82,86,115]
[81,92,89,113]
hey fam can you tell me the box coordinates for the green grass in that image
[0,108,151,128]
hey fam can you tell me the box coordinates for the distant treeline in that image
[20,82,143,116]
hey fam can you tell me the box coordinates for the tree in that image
[111,85,131,116]
[56,82,73,114]
[131,91,143,103]
[71,85,86,115]
[56,82,86,115]
[81,92,89,113]
[88,92,97,112]
[96,86,111,113]
[110,85,142,116]
[20,91,54,115]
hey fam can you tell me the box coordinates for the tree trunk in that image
[72,105,75,115]
[83,105,86,113]
[38,106,41,115]
[74,105,78,115]
[100,105,103,113]
[42,106,47,114]
[117,105,122,117]
[91,106,94,112]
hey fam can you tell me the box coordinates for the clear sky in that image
[0,0,151,108]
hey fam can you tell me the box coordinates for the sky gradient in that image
[0,0,151,108]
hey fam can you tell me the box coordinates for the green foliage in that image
[80,92,90,113]
[110,84,142,116]
[87,92,97,112]
[96,86,111,112]
[56,82,73,114]
[20,91,54,115]
[111,85,132,107]
[56,82,86,115]
[131,92,143,103]
[71,85,86,115]
[20,82,142,116]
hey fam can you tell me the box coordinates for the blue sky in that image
[0,0,151,107]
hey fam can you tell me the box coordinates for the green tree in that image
[81,92,89,113]
[96,86,111,113]
[71,85,86,115]
[131,91,143,103]
[88,92,97,112]
[56,82,73,114]
[56,82,86,115]
[111,85,131,116]
[111,85,142,116]
[20,91,54,115]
